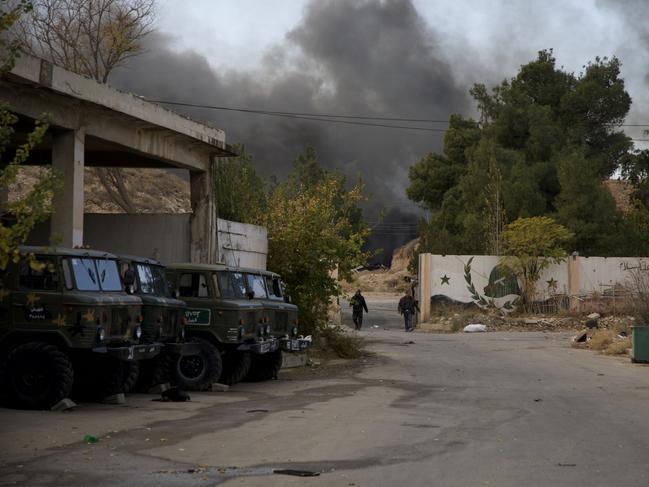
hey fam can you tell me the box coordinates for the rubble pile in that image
[429,310,636,333]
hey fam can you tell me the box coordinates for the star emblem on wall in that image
[546,278,558,289]
[82,310,96,323]
[53,314,66,328]
[26,293,40,306]
[441,275,451,285]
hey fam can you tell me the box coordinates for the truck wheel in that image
[218,351,251,386]
[246,350,283,382]
[0,342,74,410]
[169,338,222,391]
[133,354,170,392]
[121,360,140,394]
[93,357,135,398]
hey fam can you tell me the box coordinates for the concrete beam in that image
[9,55,229,152]
[0,82,214,171]
[51,129,85,247]
[190,160,218,264]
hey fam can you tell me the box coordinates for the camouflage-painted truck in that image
[117,255,198,391]
[246,269,310,381]
[0,247,160,409]
[165,263,279,388]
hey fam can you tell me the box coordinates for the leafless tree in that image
[15,0,156,213]
[16,0,155,82]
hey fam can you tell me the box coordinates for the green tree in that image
[501,217,573,309]
[258,162,369,334]
[408,49,638,257]
[214,145,267,223]
[1,0,62,270]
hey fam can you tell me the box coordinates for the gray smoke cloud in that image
[110,0,649,262]
[111,0,469,261]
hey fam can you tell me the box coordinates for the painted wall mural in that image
[419,253,647,319]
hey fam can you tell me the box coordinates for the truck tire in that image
[168,338,222,391]
[121,360,140,394]
[218,351,251,386]
[95,357,139,398]
[246,350,283,382]
[133,354,170,392]
[0,342,74,410]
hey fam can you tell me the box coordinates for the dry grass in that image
[585,329,631,356]
[313,326,363,359]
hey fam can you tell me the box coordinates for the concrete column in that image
[51,128,85,247]
[568,252,580,311]
[190,158,218,264]
[418,253,432,322]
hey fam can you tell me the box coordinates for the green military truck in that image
[247,269,310,381]
[165,263,279,388]
[117,255,198,391]
[0,247,160,409]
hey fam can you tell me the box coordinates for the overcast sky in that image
[115,0,649,258]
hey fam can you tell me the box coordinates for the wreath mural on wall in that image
[463,257,519,312]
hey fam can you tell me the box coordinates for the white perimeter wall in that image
[418,253,648,321]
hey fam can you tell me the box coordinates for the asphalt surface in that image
[1,295,649,486]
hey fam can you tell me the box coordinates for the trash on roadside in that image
[587,313,601,320]
[246,409,270,413]
[273,469,321,477]
[585,319,598,329]
[83,435,99,444]
[617,331,628,338]
[211,383,229,393]
[372,325,380,328]
[573,330,589,343]
[463,323,487,333]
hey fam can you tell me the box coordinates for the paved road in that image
[2,296,649,486]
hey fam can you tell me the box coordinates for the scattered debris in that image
[585,319,599,329]
[211,383,230,393]
[463,324,487,333]
[573,330,589,343]
[403,340,416,345]
[83,435,98,444]
[557,463,576,467]
[533,398,543,402]
[587,313,601,320]
[372,325,380,328]
[273,469,321,477]
[618,331,628,338]
[246,409,270,413]
[51,398,77,412]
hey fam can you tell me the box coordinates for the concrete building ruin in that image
[1,54,240,264]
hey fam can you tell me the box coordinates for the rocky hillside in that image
[10,167,190,213]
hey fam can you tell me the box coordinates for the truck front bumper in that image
[93,343,162,361]
[280,337,311,352]
[238,337,279,354]
[163,341,201,355]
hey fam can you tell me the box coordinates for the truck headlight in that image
[135,326,142,340]
[291,326,298,337]
[265,325,271,335]
[97,326,105,342]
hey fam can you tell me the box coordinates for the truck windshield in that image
[71,258,122,291]
[96,259,122,291]
[246,273,268,299]
[136,264,171,297]
[215,271,247,299]
[264,275,283,301]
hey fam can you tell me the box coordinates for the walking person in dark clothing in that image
[398,292,419,332]
[350,289,368,330]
